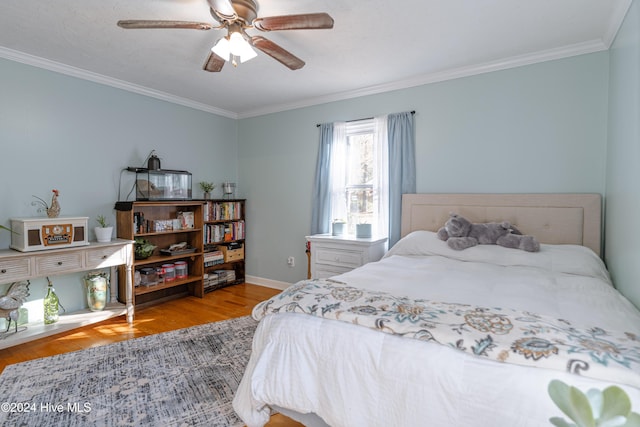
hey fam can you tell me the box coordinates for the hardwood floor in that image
[0,283,303,427]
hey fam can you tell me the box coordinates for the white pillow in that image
[385,230,611,284]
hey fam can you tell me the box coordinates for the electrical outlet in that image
[287,256,295,267]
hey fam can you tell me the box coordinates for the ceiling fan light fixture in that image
[213,31,257,65]
[239,42,258,63]
[211,37,231,60]
[229,32,246,56]
[230,32,258,63]
[120,2,334,72]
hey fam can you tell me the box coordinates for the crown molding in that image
[0,34,614,121]
[0,46,238,119]
[238,39,609,118]
[602,0,633,47]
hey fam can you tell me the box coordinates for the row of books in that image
[204,220,245,244]
[133,211,195,234]
[204,201,243,221]
[204,250,224,267]
[203,269,236,291]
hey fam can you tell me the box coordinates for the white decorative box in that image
[10,217,90,252]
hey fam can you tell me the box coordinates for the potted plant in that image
[95,215,113,243]
[134,237,157,260]
[199,181,216,199]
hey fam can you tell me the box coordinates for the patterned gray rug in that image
[0,316,257,427]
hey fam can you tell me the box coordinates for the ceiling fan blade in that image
[251,36,305,70]
[207,0,237,20]
[203,52,226,72]
[117,20,213,30]
[253,13,334,31]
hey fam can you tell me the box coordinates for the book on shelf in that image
[133,210,196,234]
[204,249,224,267]
[203,269,236,290]
[204,201,243,221]
[204,220,245,244]
[178,211,195,229]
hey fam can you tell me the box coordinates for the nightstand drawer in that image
[315,248,363,268]
[315,264,353,279]
[35,252,84,275]
[306,234,388,280]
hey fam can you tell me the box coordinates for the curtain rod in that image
[316,110,415,127]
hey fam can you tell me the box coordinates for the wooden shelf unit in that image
[202,199,246,292]
[115,201,204,306]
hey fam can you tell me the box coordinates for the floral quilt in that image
[253,279,640,388]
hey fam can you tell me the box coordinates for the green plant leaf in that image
[551,417,577,427]
[549,380,596,427]
[587,389,604,420]
[599,386,632,423]
[622,412,640,427]
[0,224,19,234]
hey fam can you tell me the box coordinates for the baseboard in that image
[245,275,292,290]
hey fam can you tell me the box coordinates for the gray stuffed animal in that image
[437,213,540,252]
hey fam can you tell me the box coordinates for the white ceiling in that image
[0,0,632,119]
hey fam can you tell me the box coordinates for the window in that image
[329,118,388,237]
[312,111,414,247]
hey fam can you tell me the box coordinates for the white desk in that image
[0,239,133,349]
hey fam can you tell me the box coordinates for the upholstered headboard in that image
[400,193,602,256]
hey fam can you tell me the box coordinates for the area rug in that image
[0,316,258,427]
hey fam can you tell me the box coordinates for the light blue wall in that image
[238,52,610,285]
[605,0,640,308]
[0,58,238,317]
[0,46,620,313]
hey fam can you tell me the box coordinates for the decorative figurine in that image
[32,189,61,218]
[48,189,61,218]
[0,280,30,334]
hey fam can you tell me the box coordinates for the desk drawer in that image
[315,247,363,268]
[0,258,32,282]
[35,252,84,275]
[86,246,126,268]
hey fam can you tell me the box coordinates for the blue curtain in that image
[311,123,334,234]
[387,112,416,247]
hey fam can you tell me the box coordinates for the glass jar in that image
[162,264,176,282]
[139,267,157,286]
[84,272,108,311]
[174,261,188,279]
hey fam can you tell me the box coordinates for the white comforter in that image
[233,231,640,427]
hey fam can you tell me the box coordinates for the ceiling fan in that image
[117,0,334,72]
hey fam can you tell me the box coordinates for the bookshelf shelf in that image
[203,199,246,292]
[115,201,205,306]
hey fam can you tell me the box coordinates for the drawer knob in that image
[57,261,63,266]
[0,269,6,274]
[102,255,108,259]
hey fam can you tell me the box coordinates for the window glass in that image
[345,133,373,234]
[331,119,385,236]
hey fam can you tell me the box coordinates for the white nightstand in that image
[306,234,388,279]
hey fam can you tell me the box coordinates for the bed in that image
[233,193,640,427]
